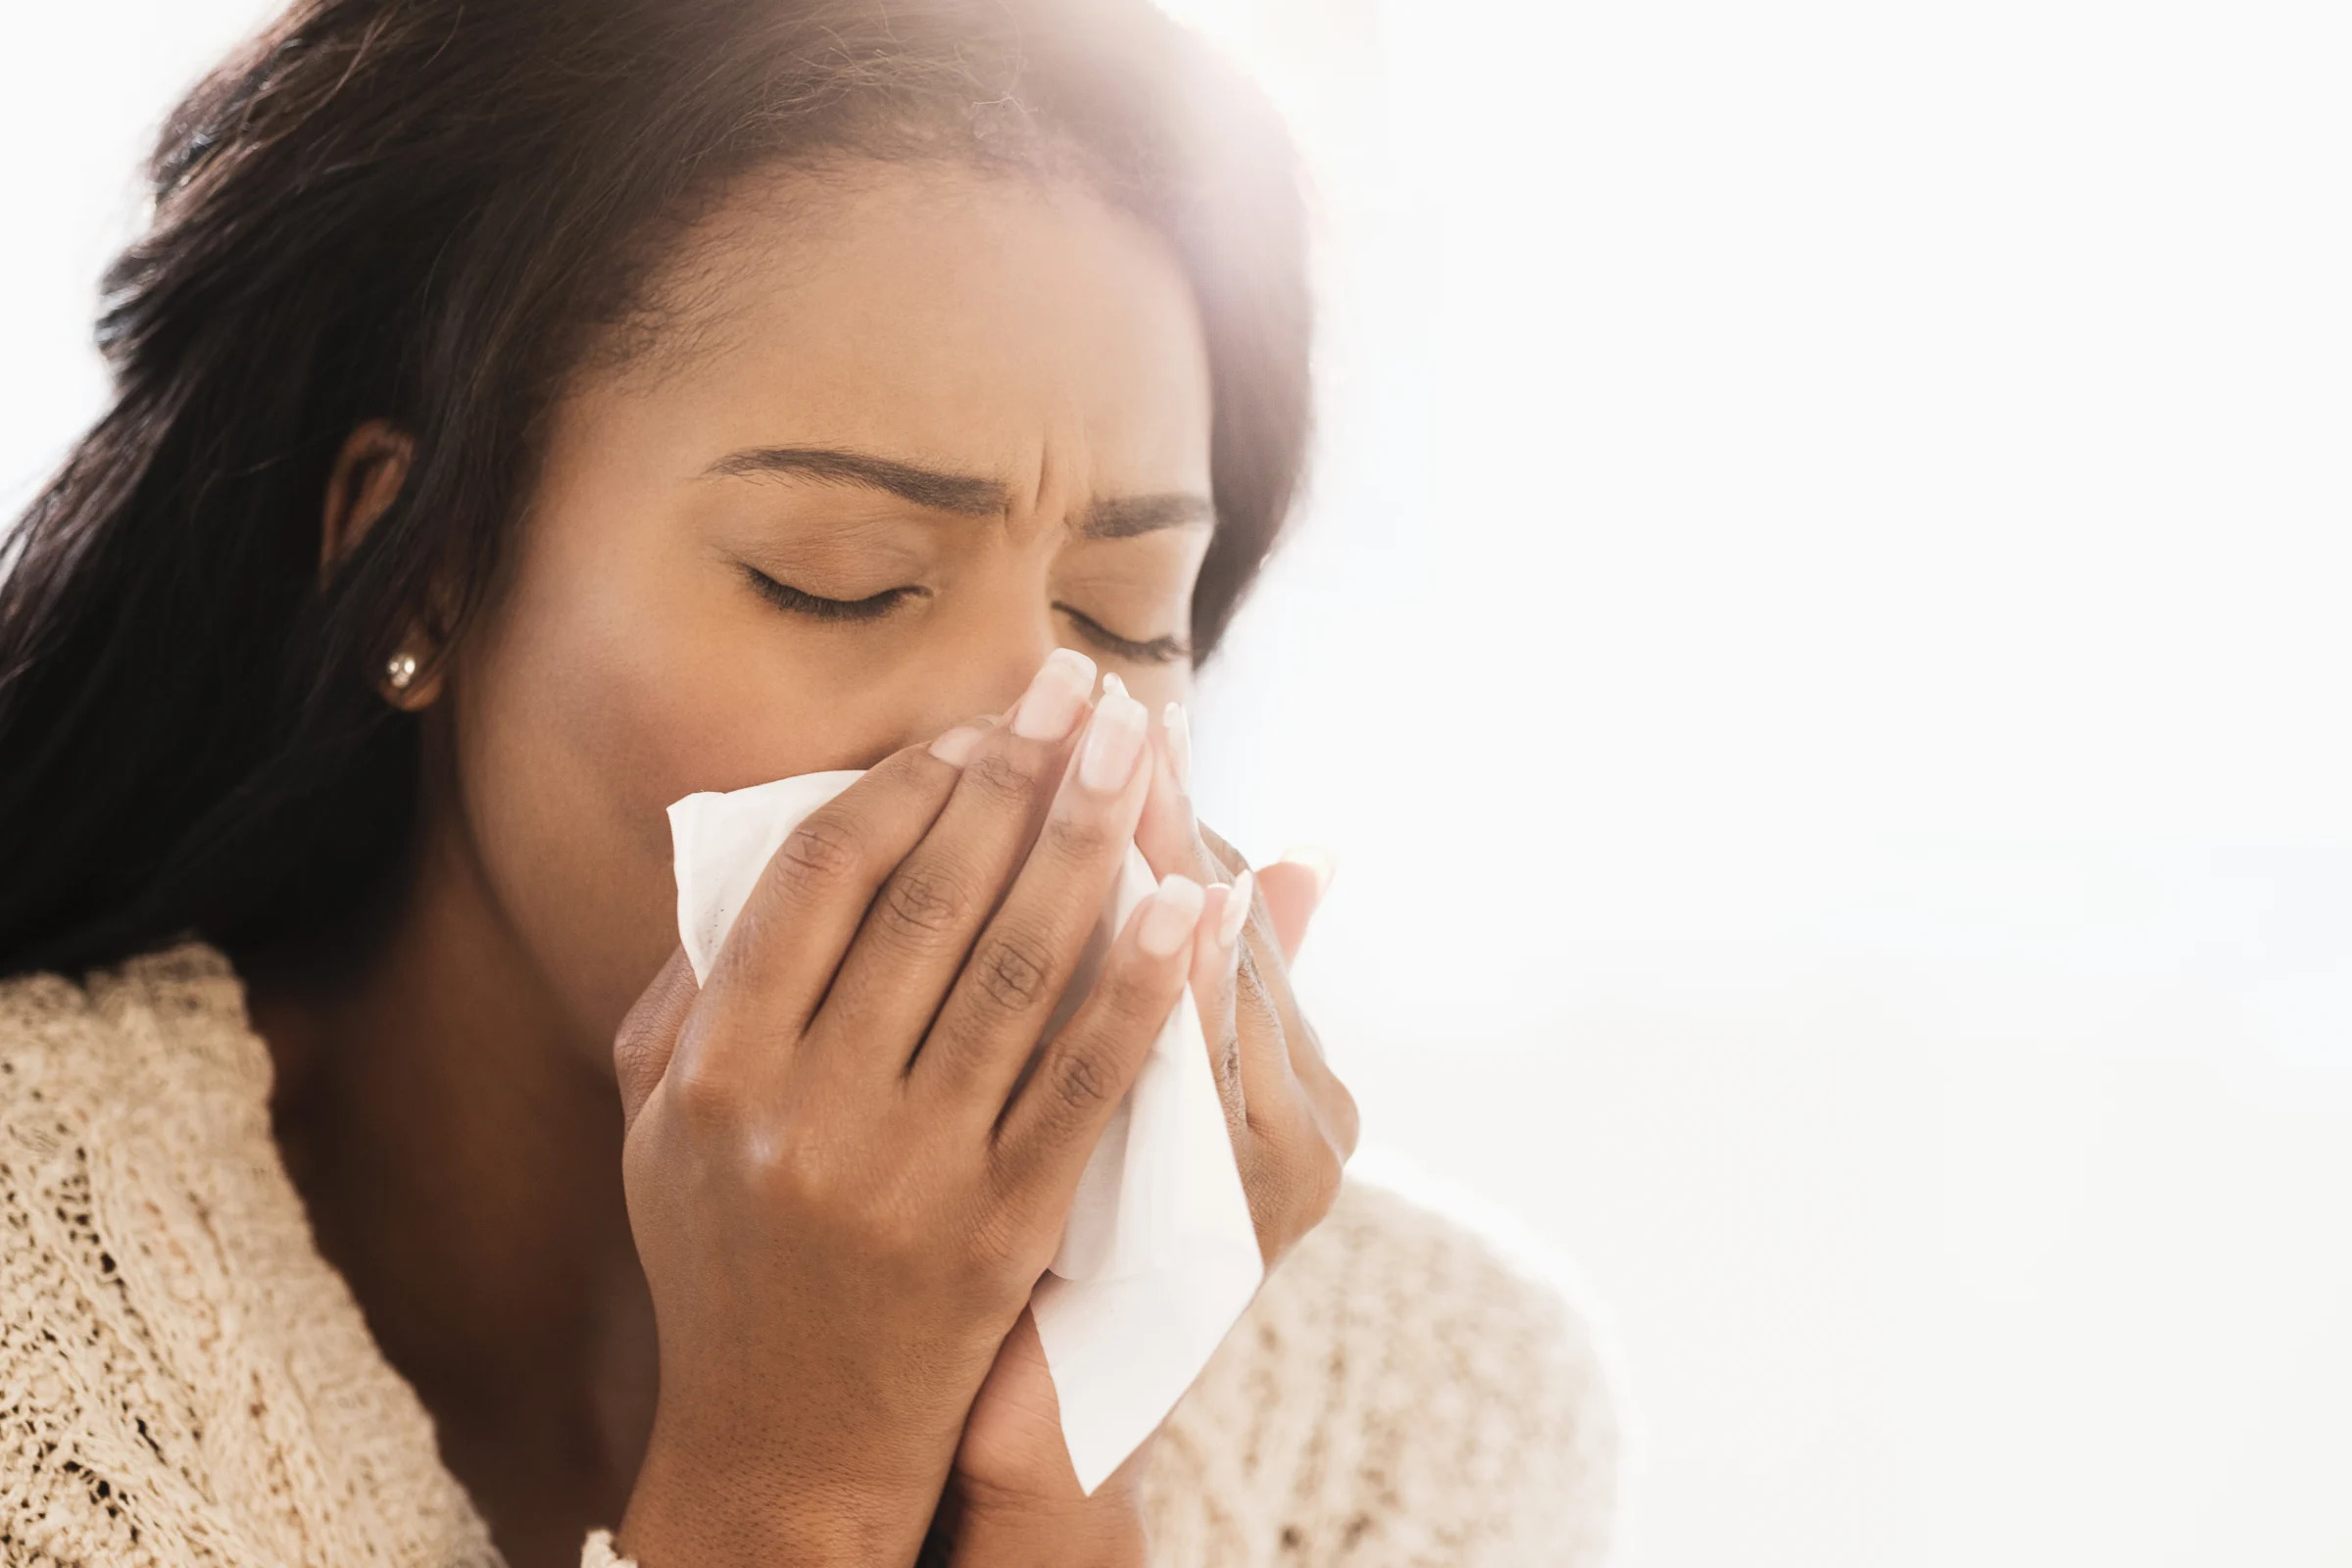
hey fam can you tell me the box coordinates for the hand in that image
[931,1310,1152,1567]
[1135,699,1359,1269]
[609,653,1216,1568]
[940,698,1354,1553]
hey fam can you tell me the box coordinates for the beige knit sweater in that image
[0,943,1618,1567]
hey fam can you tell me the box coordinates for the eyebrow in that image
[704,445,1214,538]
[1081,492,1216,538]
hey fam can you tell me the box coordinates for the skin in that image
[246,159,1355,1568]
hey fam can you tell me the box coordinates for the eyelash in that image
[1056,604,1192,665]
[742,568,1190,663]
[743,568,918,621]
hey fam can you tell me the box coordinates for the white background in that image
[6,3,2350,1565]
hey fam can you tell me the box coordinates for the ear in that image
[322,420,447,710]
[320,419,415,585]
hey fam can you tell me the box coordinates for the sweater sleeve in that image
[1144,1175,1623,1567]
[5,948,1620,1568]
[0,947,499,1568]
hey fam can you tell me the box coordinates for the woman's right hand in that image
[607,651,1208,1568]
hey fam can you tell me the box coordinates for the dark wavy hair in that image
[0,0,1311,980]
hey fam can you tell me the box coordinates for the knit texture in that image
[1,944,1618,1566]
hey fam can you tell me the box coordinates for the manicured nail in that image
[928,724,986,766]
[1102,671,1129,702]
[1077,683,1148,792]
[1011,649,1098,741]
[1218,867,1253,948]
[1162,701,1192,787]
[1279,845,1338,898]
[1139,874,1205,957]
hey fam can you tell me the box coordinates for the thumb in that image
[1253,848,1335,965]
[613,946,698,1134]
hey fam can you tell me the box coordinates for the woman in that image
[0,0,1618,1562]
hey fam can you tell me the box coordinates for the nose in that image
[896,621,1082,749]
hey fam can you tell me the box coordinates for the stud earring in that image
[385,651,418,691]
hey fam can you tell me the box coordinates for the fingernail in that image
[1077,684,1148,792]
[1279,845,1338,898]
[1139,874,1205,957]
[1162,701,1192,788]
[1011,649,1098,741]
[1218,867,1253,948]
[1102,671,1130,703]
[929,724,986,766]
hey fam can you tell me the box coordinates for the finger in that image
[1232,877,1351,1136]
[910,676,1155,1110]
[1228,909,1300,1128]
[1188,872,1252,1128]
[1164,818,1287,1128]
[994,874,1204,1200]
[1195,820,1250,881]
[613,946,698,1134]
[694,737,971,1071]
[1158,803,1331,1141]
[1132,700,1207,882]
[1253,854,1331,965]
[1242,875,1357,1155]
[810,651,1098,1078]
[966,1309,1064,1460]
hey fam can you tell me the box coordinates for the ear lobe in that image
[319,418,416,587]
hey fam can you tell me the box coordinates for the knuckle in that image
[612,1008,665,1081]
[973,931,1053,1013]
[775,812,865,891]
[741,1125,814,1192]
[960,750,1041,808]
[612,1005,657,1062]
[1053,1049,1110,1112]
[877,866,964,942]
[746,1128,872,1225]
[665,1052,743,1133]
[612,1029,668,1117]
[1037,812,1112,866]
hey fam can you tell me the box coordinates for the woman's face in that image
[436,161,1215,1051]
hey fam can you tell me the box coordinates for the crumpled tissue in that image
[666,770,1263,1493]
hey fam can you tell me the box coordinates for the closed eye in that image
[743,565,920,621]
[1055,603,1192,664]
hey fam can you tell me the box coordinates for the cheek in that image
[445,500,896,1044]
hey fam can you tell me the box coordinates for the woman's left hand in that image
[942,700,1359,1553]
[1132,703,1360,1269]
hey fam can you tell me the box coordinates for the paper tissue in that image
[667,770,1263,1493]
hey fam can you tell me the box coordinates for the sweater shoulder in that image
[1,941,272,1158]
[0,943,497,1568]
[1149,1173,1623,1567]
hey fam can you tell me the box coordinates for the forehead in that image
[600,159,1215,499]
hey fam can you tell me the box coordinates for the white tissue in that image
[666,771,1263,1493]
